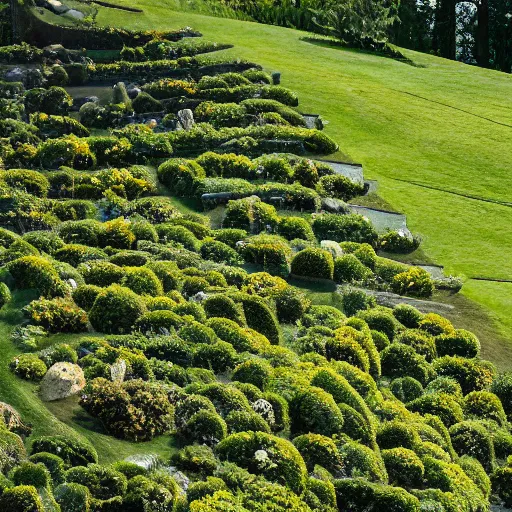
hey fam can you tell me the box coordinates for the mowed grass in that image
[93,2,512,361]
[0,291,177,463]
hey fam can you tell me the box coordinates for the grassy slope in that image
[94,2,512,358]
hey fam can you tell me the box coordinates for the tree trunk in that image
[475,0,490,67]
[436,0,457,59]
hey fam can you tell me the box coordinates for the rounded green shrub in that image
[31,435,98,467]
[463,390,507,426]
[232,359,273,391]
[89,284,146,334]
[393,303,423,328]
[370,330,390,352]
[275,286,311,323]
[357,308,399,341]
[392,267,434,298]
[72,284,102,311]
[8,255,66,298]
[407,393,464,427]
[340,287,376,317]
[312,213,378,246]
[377,420,420,450]
[196,382,252,418]
[277,217,314,241]
[54,482,91,512]
[175,394,216,430]
[291,248,334,280]
[79,260,125,287]
[433,355,496,395]
[184,410,228,446]
[263,392,289,432]
[395,329,437,362]
[435,329,480,358]
[136,310,185,334]
[29,452,66,484]
[0,485,45,512]
[289,386,344,437]
[390,377,424,403]
[382,447,424,488]
[66,463,128,500]
[179,321,217,345]
[334,254,372,283]
[302,305,345,330]
[317,174,364,201]
[157,158,205,196]
[491,466,512,507]
[425,376,463,401]
[10,461,51,489]
[292,433,343,473]
[380,343,433,386]
[216,430,307,494]
[9,354,47,381]
[203,295,245,325]
[325,333,370,373]
[193,341,238,374]
[418,313,454,336]
[25,297,88,333]
[491,371,512,421]
[80,378,173,441]
[187,477,228,504]
[225,410,271,434]
[132,91,162,113]
[458,455,491,499]
[336,441,387,483]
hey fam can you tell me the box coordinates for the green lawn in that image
[92,2,512,363]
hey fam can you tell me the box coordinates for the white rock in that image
[39,362,85,402]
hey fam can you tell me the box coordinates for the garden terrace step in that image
[87,60,260,84]
[338,286,455,314]
[348,205,411,236]
[316,159,364,185]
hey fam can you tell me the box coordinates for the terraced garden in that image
[0,2,510,512]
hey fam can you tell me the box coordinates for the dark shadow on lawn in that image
[300,36,422,68]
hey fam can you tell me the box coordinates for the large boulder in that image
[39,362,86,402]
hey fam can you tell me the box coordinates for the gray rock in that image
[72,96,99,111]
[4,67,43,88]
[126,85,141,99]
[321,197,351,214]
[4,68,25,83]
[39,362,86,402]
[177,109,194,131]
[43,44,84,64]
[64,8,84,19]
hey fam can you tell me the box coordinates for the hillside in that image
[0,2,512,510]
[92,0,512,362]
